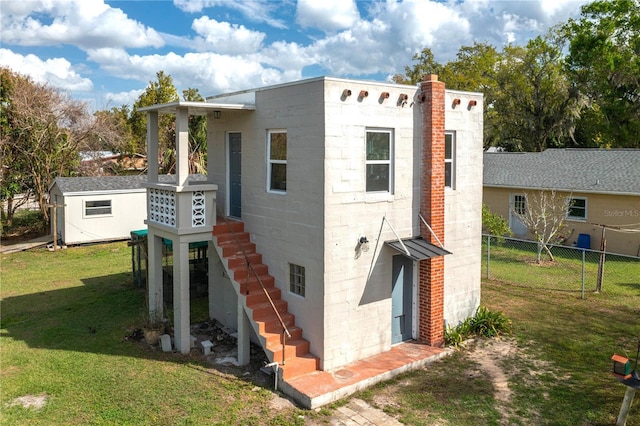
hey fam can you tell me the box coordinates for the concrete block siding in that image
[206,76,483,372]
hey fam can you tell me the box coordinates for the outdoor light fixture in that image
[358,236,370,252]
[213,110,222,119]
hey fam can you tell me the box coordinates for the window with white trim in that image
[85,200,112,216]
[567,197,587,221]
[267,130,287,192]
[365,129,393,193]
[289,263,305,297]
[445,131,455,189]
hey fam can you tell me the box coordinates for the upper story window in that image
[289,263,306,297]
[267,130,287,193]
[85,200,112,217]
[445,131,455,189]
[567,197,587,221]
[365,129,393,193]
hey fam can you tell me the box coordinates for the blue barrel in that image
[576,233,591,249]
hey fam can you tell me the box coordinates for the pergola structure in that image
[138,101,254,354]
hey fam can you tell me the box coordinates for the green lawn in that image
[2,241,639,425]
[1,243,308,425]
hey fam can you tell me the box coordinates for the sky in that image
[0,0,591,110]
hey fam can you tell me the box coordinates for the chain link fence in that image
[483,235,640,298]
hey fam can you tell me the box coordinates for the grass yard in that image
[2,241,639,425]
[1,242,309,425]
[354,256,640,425]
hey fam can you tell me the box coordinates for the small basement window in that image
[85,200,112,216]
[289,263,305,297]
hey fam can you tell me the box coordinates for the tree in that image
[182,88,207,174]
[131,71,179,173]
[437,43,502,149]
[392,48,444,84]
[564,0,640,148]
[512,190,570,263]
[1,67,89,222]
[494,36,586,152]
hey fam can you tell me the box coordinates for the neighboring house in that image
[483,149,640,257]
[139,75,484,406]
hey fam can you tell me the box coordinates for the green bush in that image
[444,305,511,348]
[482,204,513,238]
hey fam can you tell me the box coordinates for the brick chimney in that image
[418,74,445,346]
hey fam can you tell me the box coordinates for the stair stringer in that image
[211,224,320,379]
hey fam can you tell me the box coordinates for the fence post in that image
[581,249,585,300]
[486,235,491,279]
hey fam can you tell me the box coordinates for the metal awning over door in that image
[385,237,451,261]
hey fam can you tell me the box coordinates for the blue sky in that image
[0,0,590,110]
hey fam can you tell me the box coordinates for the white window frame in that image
[267,129,287,194]
[567,196,587,221]
[84,199,112,217]
[365,128,394,193]
[289,263,305,297]
[445,131,456,189]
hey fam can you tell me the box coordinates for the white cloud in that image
[0,48,93,92]
[173,0,288,29]
[191,17,266,54]
[87,48,290,96]
[296,0,360,32]
[0,0,164,50]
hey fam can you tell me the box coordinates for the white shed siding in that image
[443,91,483,326]
[58,190,146,244]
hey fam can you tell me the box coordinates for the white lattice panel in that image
[148,188,176,226]
[192,191,205,226]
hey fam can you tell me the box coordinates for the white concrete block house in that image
[140,75,483,406]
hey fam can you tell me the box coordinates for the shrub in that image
[444,305,511,348]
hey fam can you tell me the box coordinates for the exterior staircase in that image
[212,220,319,379]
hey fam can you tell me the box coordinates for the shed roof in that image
[483,149,640,195]
[51,174,208,195]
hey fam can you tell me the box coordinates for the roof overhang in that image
[385,237,451,261]
[137,101,255,115]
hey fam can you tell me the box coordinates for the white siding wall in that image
[59,190,147,245]
[443,91,483,326]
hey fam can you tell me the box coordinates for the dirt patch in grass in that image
[6,394,48,410]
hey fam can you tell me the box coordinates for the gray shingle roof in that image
[52,174,208,194]
[483,149,640,195]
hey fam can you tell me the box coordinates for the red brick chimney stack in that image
[418,74,445,346]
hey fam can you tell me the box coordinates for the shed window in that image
[267,130,287,193]
[85,200,112,216]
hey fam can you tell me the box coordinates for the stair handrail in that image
[214,210,292,366]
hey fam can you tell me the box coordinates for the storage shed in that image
[49,175,148,245]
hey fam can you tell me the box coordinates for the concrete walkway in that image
[330,398,403,425]
[0,235,53,254]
